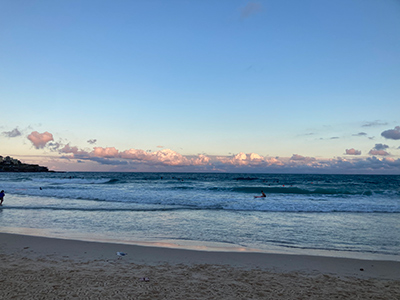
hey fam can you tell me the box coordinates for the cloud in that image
[86,157,129,165]
[369,150,390,156]
[47,142,62,152]
[2,128,22,138]
[87,139,97,144]
[368,144,390,156]
[59,144,90,156]
[290,154,306,161]
[345,148,361,155]
[93,147,119,158]
[290,154,315,162]
[51,140,400,174]
[59,145,211,167]
[373,143,389,150]
[27,131,54,149]
[217,152,266,166]
[362,120,388,127]
[381,126,400,140]
[357,156,400,171]
[352,132,367,137]
[240,2,262,19]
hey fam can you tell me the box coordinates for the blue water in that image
[0,172,399,260]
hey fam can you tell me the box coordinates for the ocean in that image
[0,172,399,261]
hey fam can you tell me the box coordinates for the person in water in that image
[254,191,266,198]
[0,190,5,205]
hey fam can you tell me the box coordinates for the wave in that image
[0,206,192,212]
[2,205,399,214]
[31,178,116,185]
[231,186,375,196]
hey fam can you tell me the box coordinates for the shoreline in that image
[1,225,399,263]
[1,233,399,299]
[1,232,399,280]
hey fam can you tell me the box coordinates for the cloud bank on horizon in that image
[3,125,397,174]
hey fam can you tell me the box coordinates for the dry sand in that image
[1,232,399,299]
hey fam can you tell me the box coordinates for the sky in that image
[1,0,399,174]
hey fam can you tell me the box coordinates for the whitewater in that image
[0,172,399,260]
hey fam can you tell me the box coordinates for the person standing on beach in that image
[0,190,4,205]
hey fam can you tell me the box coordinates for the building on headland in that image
[0,156,51,172]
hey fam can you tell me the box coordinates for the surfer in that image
[254,191,266,198]
[0,190,4,205]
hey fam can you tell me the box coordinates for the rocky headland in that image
[0,156,51,172]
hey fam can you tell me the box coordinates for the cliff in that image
[0,156,51,172]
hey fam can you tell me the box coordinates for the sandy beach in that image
[0,233,399,299]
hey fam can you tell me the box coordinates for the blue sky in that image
[1,0,399,173]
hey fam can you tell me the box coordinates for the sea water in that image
[0,172,399,260]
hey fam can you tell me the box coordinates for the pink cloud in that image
[153,149,188,166]
[265,157,285,166]
[54,143,400,173]
[345,148,361,155]
[192,155,210,166]
[369,144,390,156]
[149,149,210,166]
[60,145,210,167]
[368,149,390,156]
[59,144,89,156]
[120,149,150,160]
[93,147,119,158]
[27,131,54,149]
[216,152,286,167]
[217,152,265,166]
[60,144,80,154]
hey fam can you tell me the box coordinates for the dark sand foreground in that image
[1,233,399,299]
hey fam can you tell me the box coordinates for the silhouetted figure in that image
[0,190,5,205]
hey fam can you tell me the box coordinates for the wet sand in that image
[1,233,399,299]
